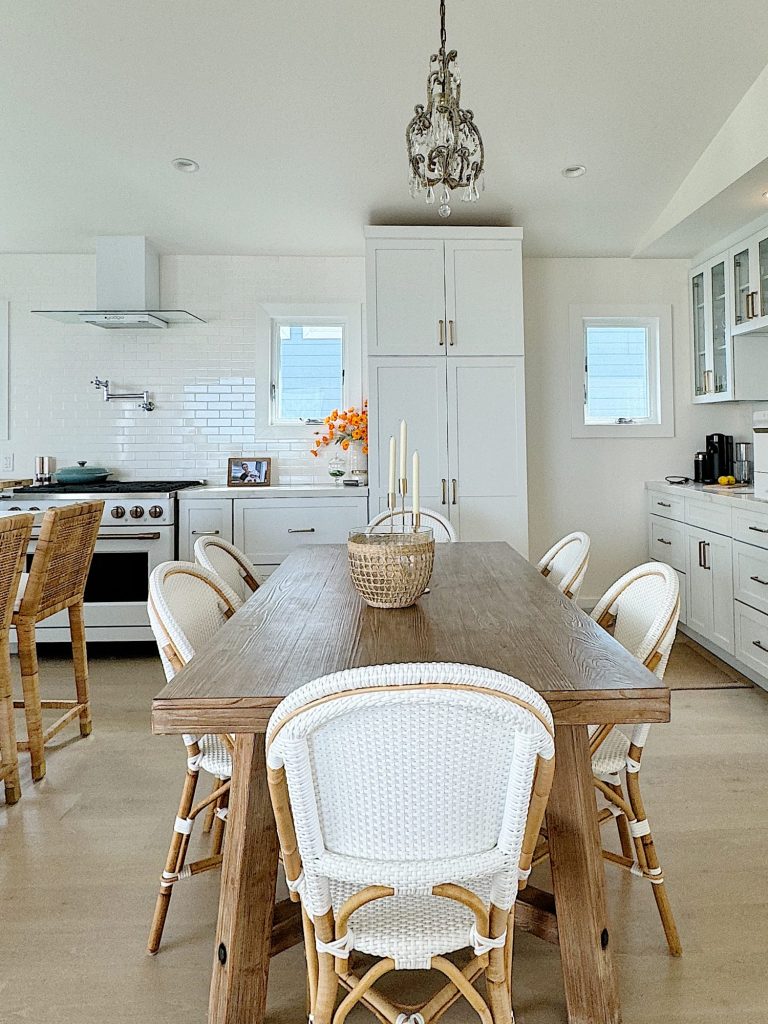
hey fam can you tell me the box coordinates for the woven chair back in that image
[148,561,240,680]
[367,507,457,542]
[537,531,590,598]
[0,514,34,631]
[193,536,257,605]
[17,502,103,620]
[591,561,679,677]
[267,662,554,915]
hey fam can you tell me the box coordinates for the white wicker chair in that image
[194,535,259,604]
[146,560,241,955]
[589,561,682,956]
[536,531,590,600]
[266,662,555,1024]
[367,507,457,543]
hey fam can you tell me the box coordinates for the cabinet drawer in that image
[732,506,768,550]
[647,490,685,522]
[684,497,732,536]
[733,541,768,615]
[648,515,685,571]
[735,601,768,680]
[234,498,368,564]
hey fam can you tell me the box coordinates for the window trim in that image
[264,304,363,429]
[569,304,674,439]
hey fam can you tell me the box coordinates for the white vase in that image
[348,441,368,485]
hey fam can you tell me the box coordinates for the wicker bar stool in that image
[367,506,457,542]
[267,662,556,1024]
[13,501,103,782]
[146,560,242,956]
[193,535,257,604]
[0,513,34,804]
[536,531,591,601]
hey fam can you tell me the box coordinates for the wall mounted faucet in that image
[91,376,155,412]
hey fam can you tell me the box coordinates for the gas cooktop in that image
[12,480,205,495]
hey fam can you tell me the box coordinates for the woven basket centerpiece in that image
[347,526,434,608]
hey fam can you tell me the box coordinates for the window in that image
[271,321,344,424]
[569,305,673,438]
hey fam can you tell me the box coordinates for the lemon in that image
[718,476,729,485]
[727,475,736,485]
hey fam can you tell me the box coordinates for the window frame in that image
[264,304,363,429]
[569,304,674,439]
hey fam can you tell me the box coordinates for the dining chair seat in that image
[13,501,103,782]
[589,727,631,777]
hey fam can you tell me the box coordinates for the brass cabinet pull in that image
[750,575,768,586]
[705,369,714,394]
[448,319,456,346]
[702,541,710,570]
[288,528,316,534]
[438,320,445,346]
[657,538,672,546]
[441,478,447,505]
[749,525,768,534]
[751,291,760,318]
[191,529,220,536]
[451,478,457,505]
[753,640,768,654]
[697,539,704,567]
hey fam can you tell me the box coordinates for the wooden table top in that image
[152,542,669,735]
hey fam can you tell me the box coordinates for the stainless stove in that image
[1,480,204,643]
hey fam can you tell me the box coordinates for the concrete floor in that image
[2,647,768,1024]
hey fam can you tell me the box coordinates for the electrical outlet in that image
[1,454,13,472]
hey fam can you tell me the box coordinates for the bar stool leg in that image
[0,638,21,803]
[68,601,92,737]
[16,619,46,781]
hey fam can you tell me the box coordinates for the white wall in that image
[523,257,753,603]
[0,253,364,483]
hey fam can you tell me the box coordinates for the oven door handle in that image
[30,531,163,541]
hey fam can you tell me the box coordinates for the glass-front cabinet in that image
[690,256,733,403]
[731,226,768,336]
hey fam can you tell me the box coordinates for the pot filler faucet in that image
[91,376,155,412]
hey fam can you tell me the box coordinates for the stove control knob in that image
[129,505,145,520]
[148,505,163,519]
[29,506,41,511]
[111,506,126,519]
[8,505,20,511]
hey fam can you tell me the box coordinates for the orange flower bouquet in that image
[310,402,368,457]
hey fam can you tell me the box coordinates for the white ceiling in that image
[2,0,768,257]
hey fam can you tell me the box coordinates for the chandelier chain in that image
[439,0,446,54]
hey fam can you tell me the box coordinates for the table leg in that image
[546,724,620,1024]
[209,734,279,1024]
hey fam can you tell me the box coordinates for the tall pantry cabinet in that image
[365,227,529,555]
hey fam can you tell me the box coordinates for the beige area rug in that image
[665,634,752,690]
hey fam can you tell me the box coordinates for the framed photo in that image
[227,457,272,487]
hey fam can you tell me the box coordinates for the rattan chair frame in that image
[193,534,259,601]
[12,501,103,781]
[146,561,241,956]
[536,531,591,601]
[0,513,34,804]
[368,507,457,543]
[266,668,556,1024]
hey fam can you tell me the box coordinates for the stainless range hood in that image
[32,236,205,329]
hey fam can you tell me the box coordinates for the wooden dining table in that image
[152,541,669,1024]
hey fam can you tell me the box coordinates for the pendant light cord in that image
[439,0,446,54]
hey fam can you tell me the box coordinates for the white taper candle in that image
[412,451,420,521]
[388,435,396,503]
[399,420,407,481]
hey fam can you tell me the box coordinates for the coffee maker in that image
[703,433,734,484]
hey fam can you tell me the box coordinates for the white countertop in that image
[180,483,369,499]
[646,479,768,510]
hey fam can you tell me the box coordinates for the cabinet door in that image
[446,357,528,555]
[366,239,446,356]
[732,244,752,328]
[690,268,708,399]
[687,527,734,652]
[444,241,524,356]
[178,500,233,561]
[234,498,367,565]
[367,357,450,514]
[709,257,732,398]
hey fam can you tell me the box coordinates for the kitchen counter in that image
[180,483,368,499]
[646,479,767,510]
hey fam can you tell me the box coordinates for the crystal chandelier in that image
[406,0,485,218]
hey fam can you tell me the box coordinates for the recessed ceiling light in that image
[562,165,586,178]
[172,157,200,173]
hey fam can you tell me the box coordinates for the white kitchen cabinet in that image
[178,498,233,561]
[365,227,524,359]
[233,497,368,572]
[690,254,733,401]
[685,525,734,653]
[729,226,768,335]
[446,358,527,551]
